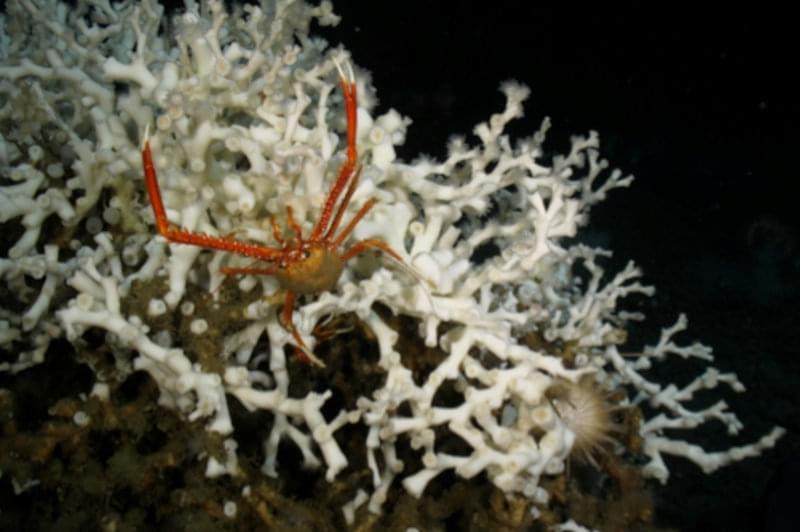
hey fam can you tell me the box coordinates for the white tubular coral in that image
[0,0,783,529]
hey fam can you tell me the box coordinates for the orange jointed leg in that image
[280,290,325,367]
[142,137,171,236]
[324,165,362,241]
[332,197,377,248]
[141,135,285,262]
[340,76,358,167]
[285,206,303,241]
[270,215,285,245]
[311,60,359,241]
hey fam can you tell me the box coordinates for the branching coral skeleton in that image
[0,0,784,527]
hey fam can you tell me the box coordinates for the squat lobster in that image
[141,62,404,367]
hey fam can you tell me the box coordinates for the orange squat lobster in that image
[141,63,405,367]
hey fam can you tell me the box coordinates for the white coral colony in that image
[0,0,783,529]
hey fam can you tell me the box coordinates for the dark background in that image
[317,3,799,531]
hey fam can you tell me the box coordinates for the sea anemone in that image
[547,377,622,466]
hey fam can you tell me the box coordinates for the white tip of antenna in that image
[142,123,151,150]
[333,56,354,83]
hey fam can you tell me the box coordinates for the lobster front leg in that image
[311,60,360,241]
[141,136,284,263]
